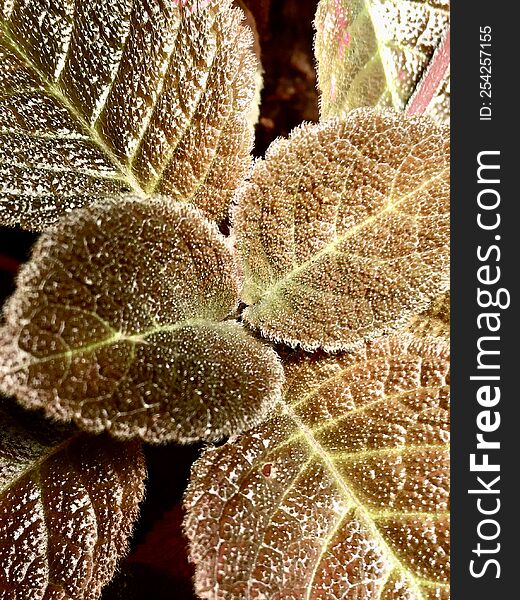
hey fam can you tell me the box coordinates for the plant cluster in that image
[0,1,450,598]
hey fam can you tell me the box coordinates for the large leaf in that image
[0,400,146,599]
[234,109,450,352]
[0,0,256,229]
[0,196,284,443]
[314,0,450,124]
[184,334,450,599]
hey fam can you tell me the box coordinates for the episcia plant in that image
[0,0,450,598]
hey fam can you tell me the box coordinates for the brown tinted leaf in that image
[0,0,256,229]
[184,334,450,599]
[408,291,450,340]
[0,196,284,443]
[0,400,145,599]
[314,0,450,125]
[234,110,450,352]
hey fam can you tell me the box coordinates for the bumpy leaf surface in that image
[314,0,450,124]
[0,0,256,229]
[0,196,284,443]
[234,110,450,352]
[408,291,450,339]
[184,334,450,599]
[0,400,146,599]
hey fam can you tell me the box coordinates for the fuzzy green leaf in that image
[0,0,257,229]
[234,109,450,352]
[0,196,284,443]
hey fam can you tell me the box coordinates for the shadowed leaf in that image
[0,0,257,229]
[0,400,146,599]
[234,109,450,352]
[240,0,272,38]
[314,0,450,124]
[184,334,450,599]
[0,196,284,443]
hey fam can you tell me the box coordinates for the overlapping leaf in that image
[184,334,450,599]
[0,196,284,443]
[314,0,450,124]
[0,400,146,599]
[234,109,450,352]
[0,0,257,229]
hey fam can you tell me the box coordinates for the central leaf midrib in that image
[283,400,435,600]
[1,23,144,196]
[362,0,401,108]
[11,317,215,370]
[0,434,78,497]
[251,166,448,309]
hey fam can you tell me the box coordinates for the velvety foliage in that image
[408,292,450,340]
[0,197,284,443]
[314,0,450,124]
[234,109,450,352]
[0,0,257,228]
[184,334,450,599]
[0,2,451,598]
[0,401,146,599]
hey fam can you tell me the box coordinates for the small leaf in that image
[0,0,257,229]
[0,400,145,599]
[0,196,284,443]
[408,291,450,339]
[314,0,450,123]
[184,334,450,599]
[234,109,450,352]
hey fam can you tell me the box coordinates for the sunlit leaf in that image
[0,196,284,443]
[0,0,257,229]
[0,400,145,599]
[234,109,450,352]
[408,291,450,339]
[314,0,450,124]
[184,333,450,599]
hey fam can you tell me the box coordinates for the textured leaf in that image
[0,0,257,229]
[406,27,450,126]
[184,334,450,599]
[0,196,284,443]
[408,291,450,340]
[0,400,146,599]
[314,0,450,124]
[234,109,450,352]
